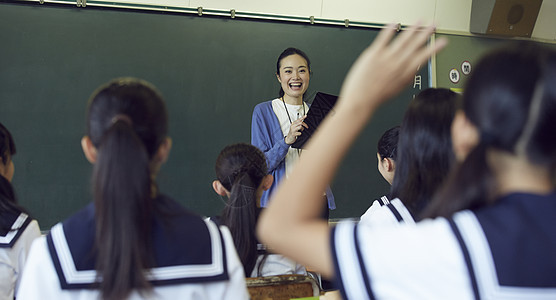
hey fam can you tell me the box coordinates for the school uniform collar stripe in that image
[333,221,372,299]
[390,199,415,225]
[448,217,480,300]
[0,213,32,247]
[385,203,404,222]
[378,196,390,206]
[47,219,228,289]
[331,224,348,300]
[146,220,226,280]
[353,224,375,299]
[48,223,98,285]
[454,211,556,299]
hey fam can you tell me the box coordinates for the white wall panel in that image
[190,0,322,17]
[321,0,436,24]
[95,0,191,8]
[434,0,472,32]
[532,0,556,40]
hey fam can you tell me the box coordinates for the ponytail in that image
[422,141,495,219]
[215,143,268,277]
[93,120,153,300]
[220,172,260,277]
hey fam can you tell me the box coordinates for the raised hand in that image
[338,23,447,115]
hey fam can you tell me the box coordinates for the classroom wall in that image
[100,0,555,41]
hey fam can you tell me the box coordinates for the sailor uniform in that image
[251,244,306,278]
[333,192,556,299]
[17,195,248,300]
[0,212,40,300]
[359,196,415,227]
[208,216,306,278]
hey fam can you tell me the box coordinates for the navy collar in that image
[47,195,229,289]
[0,212,32,248]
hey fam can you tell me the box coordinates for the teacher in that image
[251,47,335,218]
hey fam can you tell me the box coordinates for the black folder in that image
[291,92,338,149]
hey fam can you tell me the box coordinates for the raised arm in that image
[257,24,447,278]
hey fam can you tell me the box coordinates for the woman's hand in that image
[285,115,308,145]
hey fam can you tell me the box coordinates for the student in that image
[360,89,458,225]
[251,47,335,216]
[17,78,248,300]
[259,24,556,299]
[376,125,399,186]
[212,143,306,277]
[360,125,400,222]
[0,122,40,300]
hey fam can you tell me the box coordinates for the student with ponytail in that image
[259,24,556,299]
[0,122,40,300]
[212,143,306,277]
[18,78,248,300]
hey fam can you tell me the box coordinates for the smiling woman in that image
[250,48,335,216]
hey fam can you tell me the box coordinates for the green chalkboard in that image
[0,1,428,228]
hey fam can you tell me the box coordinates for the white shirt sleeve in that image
[14,220,41,295]
[0,220,41,300]
[17,236,63,300]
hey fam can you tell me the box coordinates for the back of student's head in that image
[0,122,27,224]
[85,78,168,300]
[377,126,400,161]
[390,88,459,218]
[215,143,268,276]
[0,122,16,166]
[424,42,556,218]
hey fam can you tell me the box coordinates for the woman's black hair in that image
[423,42,556,219]
[86,78,168,300]
[0,122,29,233]
[215,143,268,277]
[276,47,311,98]
[390,88,459,219]
[377,126,400,161]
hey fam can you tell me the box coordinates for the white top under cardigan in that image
[271,98,309,179]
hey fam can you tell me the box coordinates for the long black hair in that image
[390,88,459,218]
[0,122,28,232]
[276,47,311,98]
[215,143,268,277]
[423,42,556,218]
[86,78,168,300]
